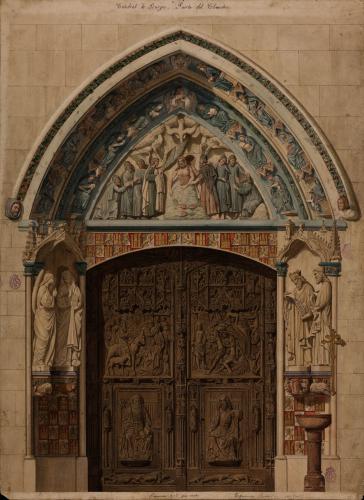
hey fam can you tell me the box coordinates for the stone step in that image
[5,492,360,500]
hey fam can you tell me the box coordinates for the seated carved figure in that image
[119,395,153,465]
[207,395,243,466]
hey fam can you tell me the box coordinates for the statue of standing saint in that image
[310,268,331,366]
[66,271,83,367]
[32,271,57,371]
[54,269,83,368]
[284,270,316,367]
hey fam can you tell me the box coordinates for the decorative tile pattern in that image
[84,231,277,269]
[284,384,326,456]
[33,375,79,457]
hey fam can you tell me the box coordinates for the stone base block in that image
[36,457,77,492]
[275,455,288,491]
[76,457,88,492]
[23,457,36,492]
[6,491,358,500]
[322,456,341,492]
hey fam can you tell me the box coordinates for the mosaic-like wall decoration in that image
[84,231,277,268]
[33,375,79,457]
[284,377,327,456]
[17,32,356,224]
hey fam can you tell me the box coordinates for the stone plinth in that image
[297,414,332,492]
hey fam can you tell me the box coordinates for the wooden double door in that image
[86,247,276,491]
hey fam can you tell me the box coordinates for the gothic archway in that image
[10,28,358,226]
[18,29,353,493]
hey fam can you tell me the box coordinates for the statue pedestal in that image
[297,414,332,492]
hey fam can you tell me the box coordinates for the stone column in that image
[320,261,341,458]
[275,261,288,490]
[75,261,88,491]
[23,260,43,491]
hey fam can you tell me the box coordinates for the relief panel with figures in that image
[86,247,276,491]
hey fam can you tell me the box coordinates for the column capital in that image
[23,261,44,276]
[319,262,341,277]
[75,261,87,276]
[276,261,288,277]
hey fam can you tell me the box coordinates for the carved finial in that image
[330,220,342,261]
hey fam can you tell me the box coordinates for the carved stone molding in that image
[23,220,85,264]
[277,221,341,264]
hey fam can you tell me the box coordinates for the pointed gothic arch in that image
[10,28,358,226]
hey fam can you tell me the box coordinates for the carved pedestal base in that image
[297,414,331,492]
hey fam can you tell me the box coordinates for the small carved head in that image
[228,154,237,166]
[218,394,233,411]
[313,267,325,284]
[130,394,144,411]
[61,269,75,286]
[219,155,227,166]
[136,158,147,169]
[337,194,349,211]
[289,270,304,289]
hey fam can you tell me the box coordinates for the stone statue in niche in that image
[54,269,83,368]
[119,395,153,465]
[32,271,57,371]
[285,268,332,368]
[311,268,331,366]
[284,270,315,367]
[207,395,243,466]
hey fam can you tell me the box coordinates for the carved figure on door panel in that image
[106,329,146,375]
[120,395,153,465]
[207,395,243,466]
[193,322,207,370]
[209,325,237,374]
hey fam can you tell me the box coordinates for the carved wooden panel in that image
[87,247,276,491]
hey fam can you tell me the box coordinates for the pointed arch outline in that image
[12,27,359,223]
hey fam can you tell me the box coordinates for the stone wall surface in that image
[0,0,363,494]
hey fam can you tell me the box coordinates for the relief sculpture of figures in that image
[191,313,260,377]
[284,270,315,367]
[32,271,57,371]
[207,395,243,466]
[311,268,331,366]
[54,269,83,368]
[120,395,153,466]
[93,113,270,222]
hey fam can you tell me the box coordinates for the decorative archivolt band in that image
[11,30,358,223]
